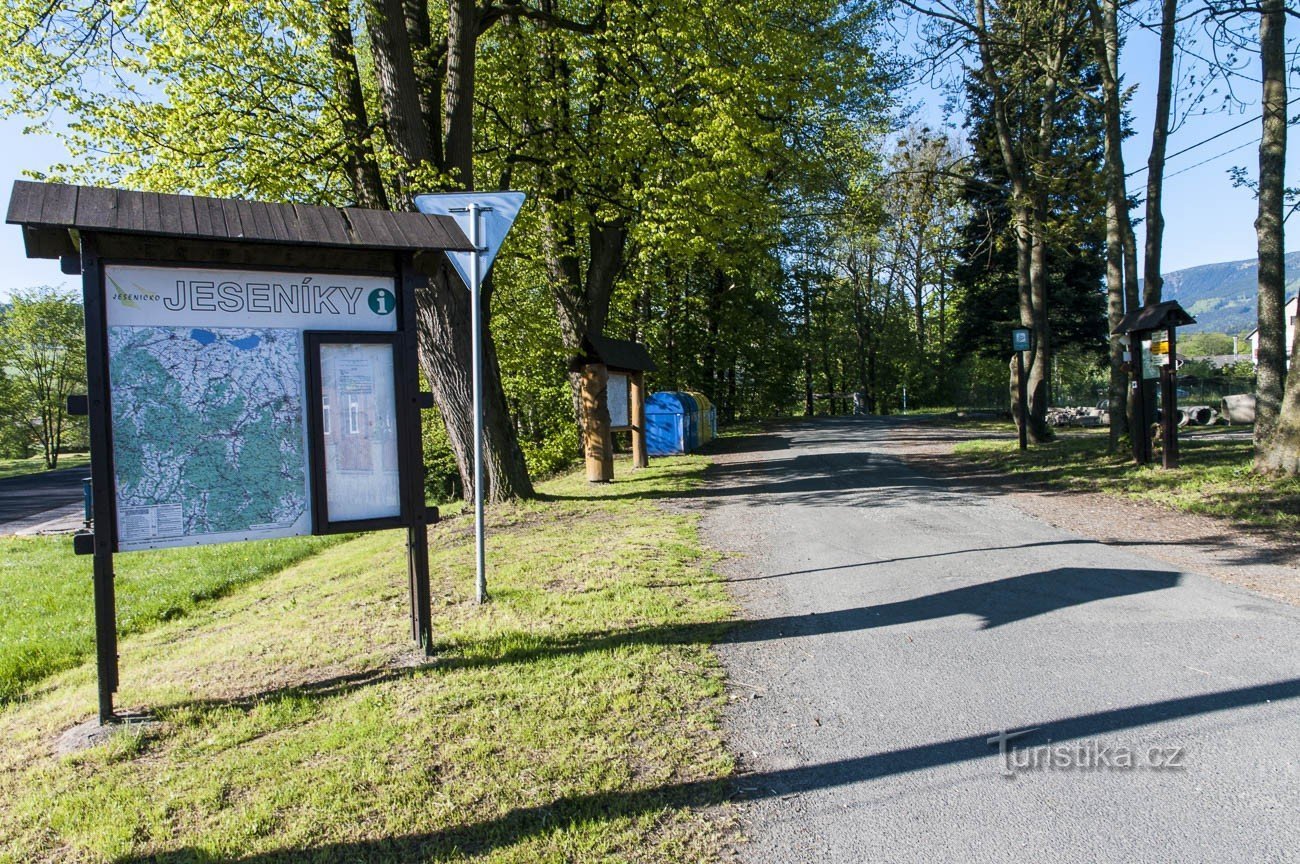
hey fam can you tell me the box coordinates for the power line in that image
[1162,135,1259,179]
[1125,94,1300,178]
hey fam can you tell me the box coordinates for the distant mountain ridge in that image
[1155,250,1300,334]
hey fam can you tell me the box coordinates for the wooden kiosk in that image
[573,335,656,482]
[7,180,473,723]
[1113,300,1196,468]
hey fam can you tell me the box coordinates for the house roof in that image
[6,180,474,261]
[1111,299,1197,335]
[1244,295,1298,339]
[580,334,657,372]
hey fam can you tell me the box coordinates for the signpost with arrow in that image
[414,191,526,604]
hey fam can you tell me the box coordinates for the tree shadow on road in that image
[423,567,1181,679]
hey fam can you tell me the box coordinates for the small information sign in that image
[608,372,631,429]
[1012,328,1032,352]
[1142,340,1163,380]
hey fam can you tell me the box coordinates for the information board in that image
[104,265,397,550]
[608,372,630,428]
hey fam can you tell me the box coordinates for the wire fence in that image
[942,376,1256,413]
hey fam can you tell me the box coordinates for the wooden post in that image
[400,256,434,652]
[582,363,614,482]
[630,371,648,469]
[1162,326,1180,469]
[80,235,120,725]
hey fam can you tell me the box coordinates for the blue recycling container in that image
[645,391,700,455]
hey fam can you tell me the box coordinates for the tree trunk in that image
[367,0,437,183]
[415,256,533,501]
[357,0,533,501]
[327,2,389,209]
[1142,0,1177,306]
[1262,323,1300,472]
[1255,0,1290,467]
[704,267,726,396]
[1094,0,1130,448]
[442,0,477,187]
[801,275,814,416]
[973,0,1052,442]
[1028,195,1053,436]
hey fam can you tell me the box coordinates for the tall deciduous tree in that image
[0,0,592,501]
[1253,0,1295,471]
[907,0,1096,440]
[950,11,1108,404]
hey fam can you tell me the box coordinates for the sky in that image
[0,114,74,299]
[0,17,1295,300]
[901,11,1300,278]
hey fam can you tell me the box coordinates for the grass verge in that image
[949,425,1300,528]
[0,453,90,481]
[0,535,346,704]
[0,455,735,863]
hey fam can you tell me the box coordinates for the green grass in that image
[0,453,90,481]
[950,426,1300,528]
[0,455,735,863]
[0,535,346,705]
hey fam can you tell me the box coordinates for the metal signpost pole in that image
[413,190,524,605]
[469,203,488,604]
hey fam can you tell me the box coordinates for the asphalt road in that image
[702,416,1300,863]
[0,466,88,526]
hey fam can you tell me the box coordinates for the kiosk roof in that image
[582,334,658,373]
[1111,299,1197,335]
[7,181,474,260]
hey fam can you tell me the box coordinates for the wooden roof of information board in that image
[6,181,474,260]
[581,334,658,372]
[1112,300,1196,335]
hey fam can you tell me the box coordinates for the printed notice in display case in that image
[319,342,401,522]
[608,372,630,428]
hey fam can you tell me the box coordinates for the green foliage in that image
[0,287,86,467]
[0,369,30,459]
[1179,332,1237,356]
[0,0,901,484]
[952,48,1108,366]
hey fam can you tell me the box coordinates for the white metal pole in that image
[470,202,487,604]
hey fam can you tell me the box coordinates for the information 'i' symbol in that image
[368,288,396,315]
